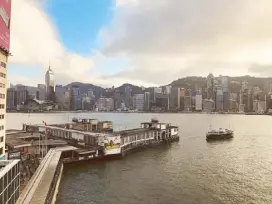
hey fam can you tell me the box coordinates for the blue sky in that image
[8,0,133,87]
[46,0,114,54]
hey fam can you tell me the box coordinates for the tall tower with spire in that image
[45,66,55,101]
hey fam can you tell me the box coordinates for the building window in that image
[0,62,6,68]
[0,137,3,142]
[0,73,5,78]
[0,126,4,130]
[0,147,3,155]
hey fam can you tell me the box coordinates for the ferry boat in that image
[206,128,233,141]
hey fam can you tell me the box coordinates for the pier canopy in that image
[141,120,168,130]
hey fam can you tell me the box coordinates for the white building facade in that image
[0,50,7,160]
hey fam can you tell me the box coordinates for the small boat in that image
[206,128,233,141]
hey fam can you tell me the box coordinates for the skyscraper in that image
[207,73,214,100]
[144,92,150,111]
[45,66,55,101]
[133,94,145,110]
[221,76,229,111]
[124,86,132,108]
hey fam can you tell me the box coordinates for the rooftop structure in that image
[0,160,20,204]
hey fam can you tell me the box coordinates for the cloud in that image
[9,0,272,88]
[9,0,94,86]
[101,0,272,84]
[115,0,138,7]
[248,63,272,76]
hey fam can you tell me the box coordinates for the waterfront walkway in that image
[17,146,77,204]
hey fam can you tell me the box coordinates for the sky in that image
[7,0,272,88]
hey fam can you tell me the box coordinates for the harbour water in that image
[7,113,272,204]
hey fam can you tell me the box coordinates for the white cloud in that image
[9,0,272,88]
[9,0,95,86]
[115,0,138,7]
[101,0,272,85]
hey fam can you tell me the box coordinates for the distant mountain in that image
[116,83,144,94]
[65,76,272,98]
[170,76,272,93]
[65,82,104,98]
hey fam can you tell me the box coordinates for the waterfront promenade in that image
[17,146,77,204]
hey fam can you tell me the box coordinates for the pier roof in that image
[116,128,151,136]
[75,149,96,155]
[35,124,116,137]
[6,132,32,149]
[6,130,68,149]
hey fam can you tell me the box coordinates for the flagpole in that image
[39,134,41,157]
[45,130,48,154]
[43,121,48,155]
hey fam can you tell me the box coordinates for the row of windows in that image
[0,83,5,88]
[0,104,4,109]
[0,94,5,99]
[0,62,6,68]
[0,115,4,120]
[0,126,4,130]
[0,164,20,204]
[122,132,154,145]
[0,73,6,78]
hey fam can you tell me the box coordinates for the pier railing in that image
[45,158,63,204]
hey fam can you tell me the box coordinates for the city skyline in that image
[6,67,272,113]
[7,0,272,87]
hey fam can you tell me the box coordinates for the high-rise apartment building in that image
[0,2,21,203]
[133,94,144,110]
[45,66,55,101]
[71,86,81,110]
[144,92,150,111]
[37,84,46,100]
[0,0,11,160]
[7,87,16,110]
[170,87,180,110]
[0,51,7,159]
[216,87,223,111]
[97,98,114,111]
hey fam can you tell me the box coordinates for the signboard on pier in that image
[104,135,121,155]
[8,151,21,160]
